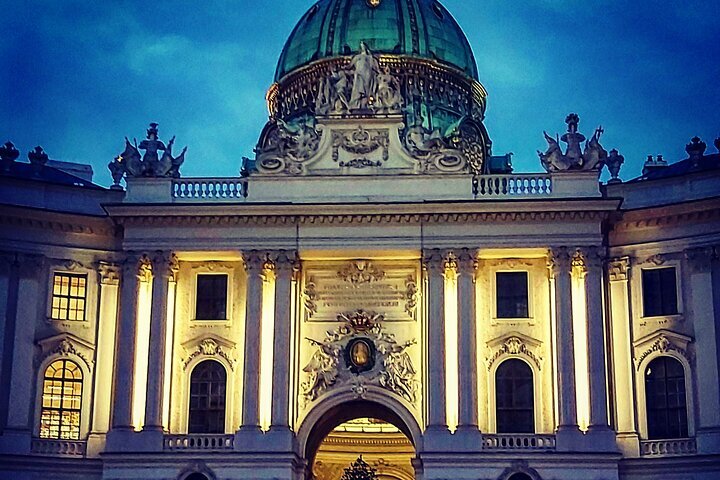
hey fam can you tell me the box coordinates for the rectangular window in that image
[496,272,529,319]
[51,273,87,321]
[642,267,678,317]
[195,274,228,320]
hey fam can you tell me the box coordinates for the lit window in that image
[642,267,678,317]
[40,360,83,440]
[189,360,227,433]
[195,274,228,320]
[645,356,688,439]
[496,359,534,433]
[496,272,529,318]
[51,273,87,321]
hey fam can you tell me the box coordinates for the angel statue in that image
[302,337,341,402]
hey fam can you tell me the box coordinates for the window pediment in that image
[486,333,543,370]
[633,329,693,370]
[182,335,236,370]
[35,333,94,370]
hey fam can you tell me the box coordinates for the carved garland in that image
[183,339,235,371]
[486,336,542,371]
[635,334,691,371]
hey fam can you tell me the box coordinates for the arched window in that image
[184,474,209,480]
[508,474,533,480]
[645,356,688,439]
[189,360,227,434]
[496,359,534,433]
[40,359,83,439]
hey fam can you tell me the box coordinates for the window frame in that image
[183,357,232,434]
[492,269,533,322]
[644,356,689,440]
[641,266,680,318]
[494,358,536,434]
[38,359,84,440]
[49,272,88,322]
[45,263,99,327]
[191,271,233,323]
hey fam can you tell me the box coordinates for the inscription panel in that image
[303,260,419,322]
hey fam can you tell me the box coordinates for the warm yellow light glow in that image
[132,279,152,431]
[259,274,276,432]
[572,269,590,431]
[162,281,176,431]
[549,276,560,429]
[444,271,459,432]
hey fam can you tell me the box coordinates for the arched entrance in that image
[299,397,420,480]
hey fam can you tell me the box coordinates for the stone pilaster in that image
[143,252,178,436]
[578,247,616,451]
[107,253,148,450]
[87,262,120,456]
[686,246,720,454]
[423,249,448,431]
[607,257,639,456]
[238,251,266,433]
[549,247,582,449]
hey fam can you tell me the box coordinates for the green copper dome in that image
[275,0,478,81]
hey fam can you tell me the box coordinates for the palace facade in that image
[1,1,719,479]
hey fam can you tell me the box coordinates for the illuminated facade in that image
[1,1,720,479]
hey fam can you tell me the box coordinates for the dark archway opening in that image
[184,474,209,480]
[305,400,416,480]
[508,474,533,480]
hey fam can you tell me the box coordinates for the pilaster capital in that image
[267,250,298,276]
[422,249,446,275]
[98,262,121,285]
[151,251,179,281]
[122,252,152,282]
[548,247,572,277]
[442,251,459,279]
[607,257,630,282]
[575,246,605,274]
[456,248,479,279]
[242,250,266,275]
[685,246,715,274]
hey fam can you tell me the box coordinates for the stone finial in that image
[606,149,624,184]
[0,141,20,172]
[714,136,720,153]
[28,146,49,174]
[565,113,580,133]
[686,136,706,166]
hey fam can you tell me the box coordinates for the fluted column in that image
[579,247,616,450]
[239,251,266,431]
[424,249,447,430]
[110,254,148,432]
[270,251,296,431]
[686,246,720,454]
[607,257,639,455]
[549,247,582,446]
[456,249,480,433]
[143,252,178,431]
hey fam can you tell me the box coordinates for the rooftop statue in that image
[256,115,321,175]
[314,43,404,116]
[539,114,612,173]
[0,141,20,172]
[108,123,187,188]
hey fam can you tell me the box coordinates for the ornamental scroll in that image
[302,260,419,322]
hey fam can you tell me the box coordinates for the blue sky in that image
[1,0,718,186]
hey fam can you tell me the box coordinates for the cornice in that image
[613,197,720,232]
[105,199,620,227]
[0,204,117,237]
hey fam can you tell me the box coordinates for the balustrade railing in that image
[173,178,248,201]
[473,174,552,198]
[164,434,235,451]
[31,439,87,456]
[482,434,556,451]
[640,438,696,457]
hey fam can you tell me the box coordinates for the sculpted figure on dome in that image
[375,66,403,112]
[256,115,321,175]
[349,42,380,110]
[405,115,445,155]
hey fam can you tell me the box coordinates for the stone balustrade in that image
[163,434,235,451]
[482,434,556,451]
[640,438,697,457]
[474,174,552,198]
[173,178,248,201]
[31,439,87,456]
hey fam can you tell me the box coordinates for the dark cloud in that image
[1,0,718,185]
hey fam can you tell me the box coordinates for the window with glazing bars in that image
[39,359,82,440]
[496,272,529,318]
[189,360,227,433]
[51,273,87,321]
[195,274,228,320]
[642,267,678,317]
[645,356,688,439]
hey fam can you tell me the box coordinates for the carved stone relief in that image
[634,331,693,371]
[486,335,543,371]
[182,337,236,370]
[35,334,94,371]
[256,116,322,175]
[331,127,389,169]
[301,311,417,405]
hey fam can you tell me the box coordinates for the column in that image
[456,249,481,441]
[549,247,582,447]
[143,252,178,432]
[607,257,639,456]
[109,254,144,434]
[580,247,615,450]
[424,249,447,431]
[2,254,42,454]
[270,251,295,433]
[239,251,265,432]
[0,254,18,434]
[686,246,720,453]
[87,263,120,455]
